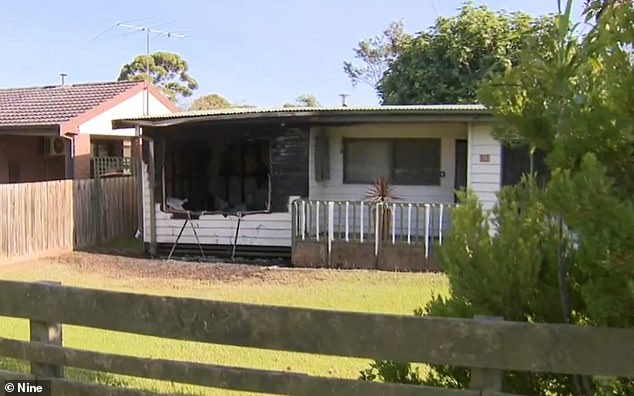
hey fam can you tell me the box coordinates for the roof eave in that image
[112,109,492,129]
[0,124,60,135]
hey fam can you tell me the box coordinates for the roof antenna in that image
[339,93,349,107]
[60,73,68,86]
[116,22,187,115]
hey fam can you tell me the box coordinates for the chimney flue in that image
[339,93,349,107]
[60,73,68,86]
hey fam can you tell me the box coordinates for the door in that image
[454,140,468,203]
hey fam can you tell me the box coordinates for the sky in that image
[0,0,585,107]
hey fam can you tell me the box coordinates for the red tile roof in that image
[0,81,144,127]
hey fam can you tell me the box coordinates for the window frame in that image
[342,138,442,186]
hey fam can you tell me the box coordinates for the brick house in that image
[0,80,176,183]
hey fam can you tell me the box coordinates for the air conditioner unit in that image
[42,137,66,156]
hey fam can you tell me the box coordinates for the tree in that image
[378,3,551,104]
[282,93,321,108]
[343,20,410,92]
[189,94,232,111]
[118,51,199,102]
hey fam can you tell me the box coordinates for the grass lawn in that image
[0,250,448,395]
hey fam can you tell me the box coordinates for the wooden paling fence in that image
[0,177,138,261]
[0,280,632,396]
[73,177,139,248]
[0,181,74,261]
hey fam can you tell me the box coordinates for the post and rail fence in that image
[291,199,456,270]
[0,280,632,395]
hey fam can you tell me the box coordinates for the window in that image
[314,132,330,181]
[343,138,441,185]
[163,137,272,213]
[501,145,548,187]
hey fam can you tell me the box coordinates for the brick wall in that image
[0,136,66,183]
[73,134,91,180]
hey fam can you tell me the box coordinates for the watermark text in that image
[3,380,51,396]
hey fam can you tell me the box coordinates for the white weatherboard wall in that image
[79,92,172,137]
[309,122,468,203]
[468,122,501,210]
[141,163,293,248]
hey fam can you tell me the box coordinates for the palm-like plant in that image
[365,177,400,241]
[365,177,401,202]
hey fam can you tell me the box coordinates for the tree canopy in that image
[117,51,199,102]
[188,93,232,110]
[379,3,551,104]
[344,3,552,104]
[342,20,410,92]
[282,93,321,108]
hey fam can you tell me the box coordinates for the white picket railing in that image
[291,199,456,258]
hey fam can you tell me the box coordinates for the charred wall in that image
[269,127,309,212]
[145,124,309,213]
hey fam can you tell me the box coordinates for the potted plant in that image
[365,177,400,241]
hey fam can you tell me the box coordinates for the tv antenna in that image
[116,22,187,115]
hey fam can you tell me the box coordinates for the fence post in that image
[469,315,503,393]
[29,281,63,378]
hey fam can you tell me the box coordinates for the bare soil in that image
[7,251,333,285]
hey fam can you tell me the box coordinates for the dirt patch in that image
[35,252,333,285]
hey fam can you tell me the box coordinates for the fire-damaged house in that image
[113,106,545,270]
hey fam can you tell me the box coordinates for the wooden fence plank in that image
[0,280,632,378]
[0,337,479,396]
[0,177,138,259]
[0,370,163,396]
[0,181,74,261]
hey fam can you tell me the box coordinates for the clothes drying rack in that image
[167,210,206,260]
[165,198,205,260]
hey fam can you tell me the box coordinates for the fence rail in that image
[0,280,632,396]
[0,177,138,261]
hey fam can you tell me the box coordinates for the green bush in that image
[359,164,634,395]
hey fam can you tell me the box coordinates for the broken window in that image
[163,136,271,213]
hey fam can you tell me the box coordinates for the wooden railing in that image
[92,157,134,178]
[0,280,632,395]
[292,199,456,258]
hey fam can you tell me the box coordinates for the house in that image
[113,105,541,269]
[0,80,177,183]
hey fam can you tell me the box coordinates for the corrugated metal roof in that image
[113,104,489,128]
[124,104,488,120]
